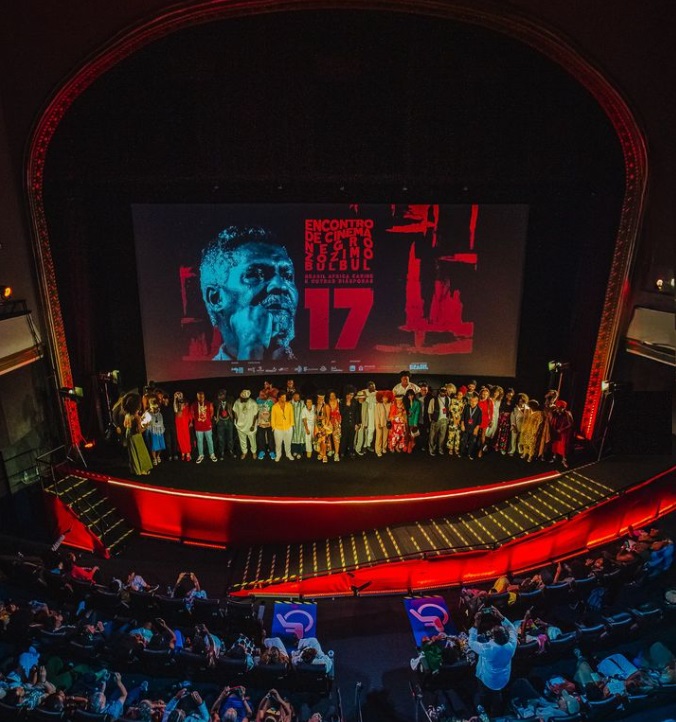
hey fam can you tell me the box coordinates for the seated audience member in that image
[412,632,464,674]
[596,652,659,693]
[162,688,209,722]
[147,617,178,650]
[511,677,580,720]
[126,697,166,721]
[291,637,334,677]
[211,684,253,722]
[190,623,223,665]
[255,688,293,722]
[224,634,256,671]
[259,637,291,667]
[634,641,676,683]
[126,569,158,593]
[74,618,107,648]
[88,671,128,720]
[517,608,562,652]
[459,586,489,624]
[172,571,207,607]
[129,620,155,647]
[64,551,100,583]
[572,648,656,700]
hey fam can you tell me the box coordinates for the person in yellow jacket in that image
[271,392,295,462]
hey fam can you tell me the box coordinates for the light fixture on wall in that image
[0,285,12,300]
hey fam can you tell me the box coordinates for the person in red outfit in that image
[477,386,494,458]
[191,391,216,464]
[549,399,574,467]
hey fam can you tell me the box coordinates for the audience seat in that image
[484,590,510,612]
[0,701,25,721]
[513,639,541,668]
[583,694,622,720]
[570,575,598,603]
[629,602,663,630]
[155,595,190,625]
[575,621,607,647]
[511,588,544,616]
[43,572,74,603]
[420,659,472,691]
[91,586,124,615]
[68,577,96,599]
[139,647,176,676]
[67,640,100,662]
[176,649,211,678]
[601,611,635,642]
[72,710,109,722]
[543,581,571,606]
[545,630,579,658]
[192,597,222,626]
[215,655,249,681]
[26,709,65,721]
[254,662,290,689]
[127,589,158,617]
[37,628,72,652]
[294,662,332,694]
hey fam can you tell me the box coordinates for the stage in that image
[84,442,568,498]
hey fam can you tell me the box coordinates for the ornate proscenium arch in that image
[26,0,647,446]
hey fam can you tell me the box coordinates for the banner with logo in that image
[404,595,457,645]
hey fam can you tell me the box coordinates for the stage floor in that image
[85,443,582,498]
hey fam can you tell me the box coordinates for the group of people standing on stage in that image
[115,371,574,475]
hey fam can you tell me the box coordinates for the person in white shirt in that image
[359,381,378,451]
[392,371,420,397]
[468,607,518,716]
[233,389,258,459]
[301,397,316,459]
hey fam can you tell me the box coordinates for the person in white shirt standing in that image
[468,607,518,716]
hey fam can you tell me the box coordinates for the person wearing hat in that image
[464,380,477,400]
[358,381,378,451]
[233,389,258,460]
[392,370,420,397]
[549,400,573,468]
[191,391,217,464]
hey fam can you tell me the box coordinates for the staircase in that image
[44,475,135,557]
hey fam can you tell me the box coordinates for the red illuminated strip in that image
[105,470,559,506]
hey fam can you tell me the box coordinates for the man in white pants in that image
[232,389,258,459]
[358,381,377,452]
[271,392,295,461]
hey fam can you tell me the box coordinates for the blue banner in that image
[404,596,457,646]
[271,601,317,646]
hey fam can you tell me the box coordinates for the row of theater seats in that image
[34,623,332,692]
[0,704,113,721]
[419,600,667,692]
[3,559,260,639]
[471,569,639,618]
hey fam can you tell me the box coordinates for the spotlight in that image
[601,380,630,393]
[548,360,570,373]
[0,285,12,300]
[59,386,84,401]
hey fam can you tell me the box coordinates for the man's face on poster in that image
[204,241,299,360]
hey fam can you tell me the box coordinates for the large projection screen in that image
[133,204,528,381]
